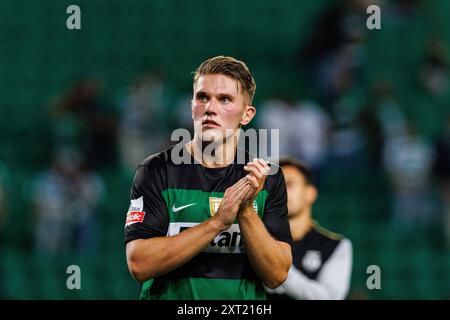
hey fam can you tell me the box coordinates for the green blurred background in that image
[0,0,449,299]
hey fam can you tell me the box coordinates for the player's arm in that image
[126,171,252,283]
[238,159,292,289]
[127,217,224,282]
[238,206,292,288]
[273,239,353,299]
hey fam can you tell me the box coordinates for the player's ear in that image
[305,185,318,206]
[240,105,256,126]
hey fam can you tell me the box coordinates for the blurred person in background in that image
[329,98,366,170]
[118,72,170,172]
[433,116,450,246]
[0,161,10,243]
[172,93,196,133]
[266,157,352,300]
[0,163,6,299]
[300,0,374,108]
[412,39,450,138]
[419,40,449,100]
[31,146,104,256]
[359,80,407,167]
[383,122,436,229]
[258,97,296,160]
[258,98,331,178]
[50,77,119,170]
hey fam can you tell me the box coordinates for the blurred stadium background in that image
[0,0,449,299]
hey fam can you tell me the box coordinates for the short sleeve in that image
[124,159,169,244]
[262,170,292,245]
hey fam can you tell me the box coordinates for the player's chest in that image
[162,188,265,222]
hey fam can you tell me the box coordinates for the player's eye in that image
[197,94,208,103]
[220,96,231,103]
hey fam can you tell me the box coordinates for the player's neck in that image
[289,209,313,242]
[188,138,237,168]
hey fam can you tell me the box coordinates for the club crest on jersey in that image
[209,197,222,216]
[125,196,145,227]
[209,197,258,216]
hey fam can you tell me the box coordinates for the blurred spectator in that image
[329,97,365,169]
[433,116,450,246]
[300,0,374,108]
[173,93,195,133]
[293,101,331,170]
[118,72,170,171]
[420,40,449,99]
[407,39,450,138]
[0,162,10,242]
[258,97,297,161]
[359,80,407,167]
[31,146,104,256]
[50,77,119,170]
[258,97,331,175]
[385,0,420,26]
[383,123,436,229]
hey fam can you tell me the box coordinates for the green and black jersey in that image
[124,143,292,300]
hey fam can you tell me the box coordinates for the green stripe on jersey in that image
[162,188,268,223]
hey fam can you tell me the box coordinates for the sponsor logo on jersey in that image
[172,203,196,213]
[209,197,258,216]
[125,211,145,227]
[125,196,145,227]
[302,250,322,272]
[167,222,245,253]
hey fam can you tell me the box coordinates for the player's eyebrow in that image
[195,91,209,98]
[216,93,234,100]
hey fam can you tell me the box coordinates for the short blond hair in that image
[193,56,256,105]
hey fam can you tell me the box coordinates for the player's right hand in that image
[213,178,251,231]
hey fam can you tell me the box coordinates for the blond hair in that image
[193,56,256,105]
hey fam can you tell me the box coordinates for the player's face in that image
[192,74,254,142]
[282,165,315,217]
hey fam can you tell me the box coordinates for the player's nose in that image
[205,99,218,114]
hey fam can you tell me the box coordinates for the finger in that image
[242,187,254,204]
[244,164,263,179]
[256,158,270,174]
[228,178,251,199]
[255,157,269,167]
[245,174,259,189]
[229,176,248,191]
[235,183,252,201]
[241,184,257,204]
[250,158,268,175]
[252,158,269,175]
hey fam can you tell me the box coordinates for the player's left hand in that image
[242,158,270,203]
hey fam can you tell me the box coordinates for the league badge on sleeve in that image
[125,196,145,227]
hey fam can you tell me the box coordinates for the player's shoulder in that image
[264,162,286,192]
[140,144,177,168]
[132,144,180,183]
[312,220,347,243]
